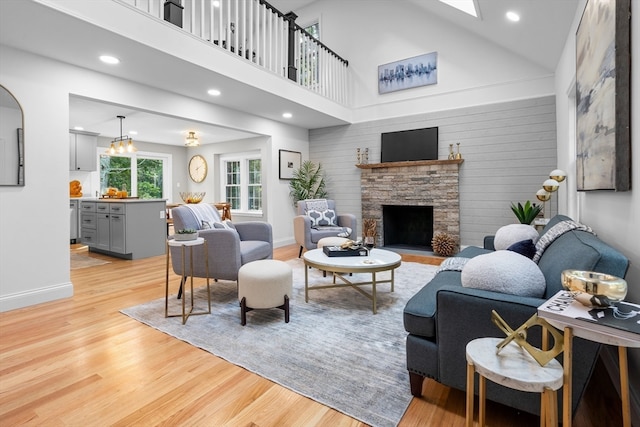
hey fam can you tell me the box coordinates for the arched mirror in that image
[0,84,24,186]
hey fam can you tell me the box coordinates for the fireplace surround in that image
[358,159,463,249]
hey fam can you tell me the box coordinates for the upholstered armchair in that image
[169,204,273,290]
[293,199,357,257]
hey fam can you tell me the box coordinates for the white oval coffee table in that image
[302,248,402,314]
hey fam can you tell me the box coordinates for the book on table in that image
[538,290,640,342]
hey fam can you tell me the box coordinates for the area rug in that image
[121,258,438,427]
[70,252,111,269]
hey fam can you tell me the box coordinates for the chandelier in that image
[185,131,199,147]
[106,115,137,155]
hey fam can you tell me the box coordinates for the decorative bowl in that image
[180,192,205,204]
[561,269,627,307]
[174,232,198,241]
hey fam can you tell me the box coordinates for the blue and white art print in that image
[378,52,437,94]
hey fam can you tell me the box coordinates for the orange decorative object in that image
[69,180,83,198]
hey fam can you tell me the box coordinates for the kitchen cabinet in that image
[69,130,99,171]
[80,199,166,259]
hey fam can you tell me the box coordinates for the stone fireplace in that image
[358,159,462,250]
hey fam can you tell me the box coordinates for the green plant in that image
[510,201,543,225]
[288,160,328,206]
[176,228,197,234]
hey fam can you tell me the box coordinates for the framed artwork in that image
[378,51,437,94]
[576,0,631,191]
[279,149,301,180]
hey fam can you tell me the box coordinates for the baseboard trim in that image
[0,282,73,312]
[600,345,640,427]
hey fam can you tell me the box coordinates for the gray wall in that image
[309,95,558,246]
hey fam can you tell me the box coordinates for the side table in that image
[165,237,211,324]
[541,319,640,427]
[465,337,564,427]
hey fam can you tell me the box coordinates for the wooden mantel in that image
[355,159,464,169]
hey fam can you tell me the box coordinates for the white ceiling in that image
[1,0,580,146]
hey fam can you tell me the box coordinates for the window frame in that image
[96,150,172,200]
[219,151,262,215]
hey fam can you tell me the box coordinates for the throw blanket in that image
[533,219,596,263]
[436,256,470,273]
[183,203,221,229]
[312,225,352,238]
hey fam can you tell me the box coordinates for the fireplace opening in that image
[383,205,434,251]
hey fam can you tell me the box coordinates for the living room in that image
[1,0,639,424]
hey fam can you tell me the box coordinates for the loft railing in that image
[120,0,350,105]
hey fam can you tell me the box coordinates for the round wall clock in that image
[188,155,208,183]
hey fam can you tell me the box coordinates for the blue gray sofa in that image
[403,215,629,416]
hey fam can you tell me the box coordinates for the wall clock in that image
[188,154,208,183]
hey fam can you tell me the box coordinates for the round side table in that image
[465,337,564,427]
[165,237,211,324]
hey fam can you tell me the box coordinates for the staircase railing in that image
[120,0,350,105]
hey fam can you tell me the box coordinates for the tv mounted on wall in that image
[380,127,438,163]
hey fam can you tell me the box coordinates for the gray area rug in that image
[121,258,438,427]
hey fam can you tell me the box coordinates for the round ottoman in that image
[317,236,349,248]
[238,259,293,325]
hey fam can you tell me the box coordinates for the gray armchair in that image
[293,199,357,257]
[169,204,272,290]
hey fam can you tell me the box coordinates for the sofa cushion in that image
[494,224,539,250]
[461,250,546,298]
[403,245,491,338]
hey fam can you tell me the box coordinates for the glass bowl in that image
[180,192,205,204]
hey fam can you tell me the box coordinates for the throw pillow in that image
[494,224,539,250]
[307,209,337,226]
[506,239,536,259]
[213,220,236,230]
[201,220,212,229]
[461,250,546,298]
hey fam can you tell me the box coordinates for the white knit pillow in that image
[461,250,546,297]
[494,224,539,250]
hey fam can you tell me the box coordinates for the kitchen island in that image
[80,199,166,259]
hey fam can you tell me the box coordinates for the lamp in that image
[535,169,566,219]
[185,131,199,147]
[106,115,137,155]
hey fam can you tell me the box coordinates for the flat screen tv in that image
[380,127,438,162]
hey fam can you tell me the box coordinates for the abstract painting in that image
[378,52,437,94]
[575,0,631,191]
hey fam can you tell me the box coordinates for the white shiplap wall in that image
[309,96,557,246]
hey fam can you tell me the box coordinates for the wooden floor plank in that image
[0,244,623,426]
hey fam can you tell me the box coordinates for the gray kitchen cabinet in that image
[69,130,99,171]
[79,199,166,259]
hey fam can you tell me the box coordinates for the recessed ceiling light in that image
[207,89,221,96]
[129,130,138,135]
[282,112,292,119]
[73,126,84,131]
[506,11,520,22]
[99,55,120,65]
[212,1,220,7]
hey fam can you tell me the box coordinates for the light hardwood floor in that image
[0,244,622,426]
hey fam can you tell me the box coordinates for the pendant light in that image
[185,131,199,147]
[106,115,137,155]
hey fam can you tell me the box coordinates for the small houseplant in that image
[174,228,198,241]
[510,201,543,225]
[289,160,328,206]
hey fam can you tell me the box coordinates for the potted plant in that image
[510,201,543,225]
[288,160,328,206]
[174,228,198,241]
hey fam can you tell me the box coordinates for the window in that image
[99,152,171,199]
[221,152,262,213]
